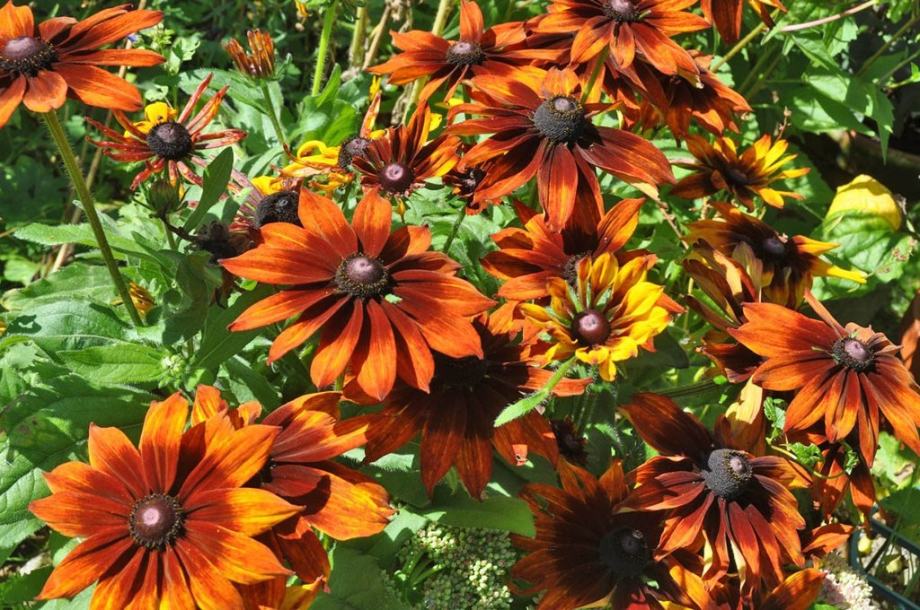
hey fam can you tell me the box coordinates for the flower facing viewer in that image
[513,460,702,609]
[86,74,246,189]
[0,1,164,127]
[29,391,299,609]
[221,189,494,401]
[522,252,679,381]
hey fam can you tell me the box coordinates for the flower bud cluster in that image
[819,552,880,610]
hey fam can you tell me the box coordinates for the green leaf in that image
[492,390,547,428]
[183,148,234,231]
[311,546,405,610]
[13,222,153,263]
[420,487,535,537]
[193,285,273,370]
[3,300,135,354]
[58,343,167,385]
[818,213,913,289]
[1,264,114,312]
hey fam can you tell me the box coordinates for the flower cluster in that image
[5,0,915,608]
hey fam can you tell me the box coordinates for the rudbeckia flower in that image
[801,434,876,519]
[483,197,648,302]
[623,392,808,593]
[231,174,304,238]
[221,189,494,401]
[369,0,553,103]
[352,104,460,202]
[0,1,164,128]
[533,0,709,78]
[731,293,920,467]
[671,134,810,209]
[702,0,787,44]
[685,202,866,307]
[190,387,393,602]
[706,569,826,610]
[512,460,705,610]
[224,29,276,79]
[357,313,588,496]
[521,252,679,381]
[450,67,673,229]
[86,74,247,189]
[29,390,299,609]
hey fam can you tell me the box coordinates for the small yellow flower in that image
[128,102,177,137]
[521,252,677,381]
[112,282,155,319]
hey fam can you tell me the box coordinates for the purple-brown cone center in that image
[446,40,485,66]
[129,494,184,549]
[533,96,587,144]
[379,162,416,194]
[571,309,611,346]
[0,36,57,76]
[147,121,193,161]
[255,190,301,228]
[599,527,650,578]
[336,254,389,297]
[603,0,639,21]
[833,337,875,372]
[725,167,752,187]
[761,236,787,259]
[338,135,370,168]
[702,449,752,500]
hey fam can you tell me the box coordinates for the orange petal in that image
[140,392,189,492]
[21,70,67,113]
[184,522,290,584]
[353,299,397,401]
[37,530,133,600]
[229,289,330,332]
[174,540,245,610]
[87,424,145,498]
[310,303,365,389]
[296,461,393,539]
[0,76,26,128]
[0,1,34,39]
[186,488,300,536]
[54,64,142,111]
[353,189,392,258]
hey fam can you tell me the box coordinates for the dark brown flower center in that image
[446,40,485,66]
[455,167,485,198]
[437,354,490,389]
[533,96,587,144]
[603,0,639,21]
[0,36,57,76]
[379,162,416,194]
[761,236,787,259]
[255,190,301,228]
[571,309,611,346]
[599,528,650,578]
[338,135,370,168]
[551,418,588,465]
[562,252,590,286]
[147,121,193,161]
[335,253,389,297]
[702,449,752,500]
[129,494,184,549]
[725,167,752,187]
[832,337,875,372]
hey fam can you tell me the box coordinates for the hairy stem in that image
[312,0,340,96]
[260,81,288,151]
[43,110,143,327]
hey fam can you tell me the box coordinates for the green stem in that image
[711,21,769,70]
[858,12,920,78]
[43,111,143,327]
[312,0,339,96]
[581,46,610,103]
[431,0,455,37]
[655,377,720,398]
[442,205,467,252]
[259,81,287,151]
[349,5,369,68]
[163,219,177,250]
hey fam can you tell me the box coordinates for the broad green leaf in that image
[1,264,114,312]
[311,546,405,610]
[58,343,168,385]
[3,300,136,354]
[420,487,535,537]
[493,390,547,428]
[13,222,152,262]
[183,148,234,231]
[194,285,273,370]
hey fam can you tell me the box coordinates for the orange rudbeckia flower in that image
[450,66,673,229]
[521,252,679,381]
[29,390,299,609]
[685,202,865,307]
[221,189,494,401]
[483,197,648,302]
[623,393,808,593]
[357,313,588,496]
[0,1,164,127]
[513,460,706,610]
[86,74,247,189]
[534,0,709,78]
[731,294,920,467]
[671,134,810,209]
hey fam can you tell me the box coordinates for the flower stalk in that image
[312,0,340,96]
[259,81,288,151]
[42,110,144,327]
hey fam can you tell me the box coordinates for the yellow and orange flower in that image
[731,293,920,467]
[483,197,649,301]
[86,74,247,189]
[0,1,164,128]
[702,0,788,44]
[29,389,299,609]
[623,393,808,593]
[672,134,810,209]
[225,29,276,79]
[685,202,866,307]
[357,313,588,496]
[450,66,673,229]
[231,174,303,239]
[533,0,709,78]
[221,188,494,401]
[521,252,679,381]
[513,460,705,610]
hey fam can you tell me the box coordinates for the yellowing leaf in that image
[827,174,902,231]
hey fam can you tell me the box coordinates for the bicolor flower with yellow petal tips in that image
[521,252,679,381]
